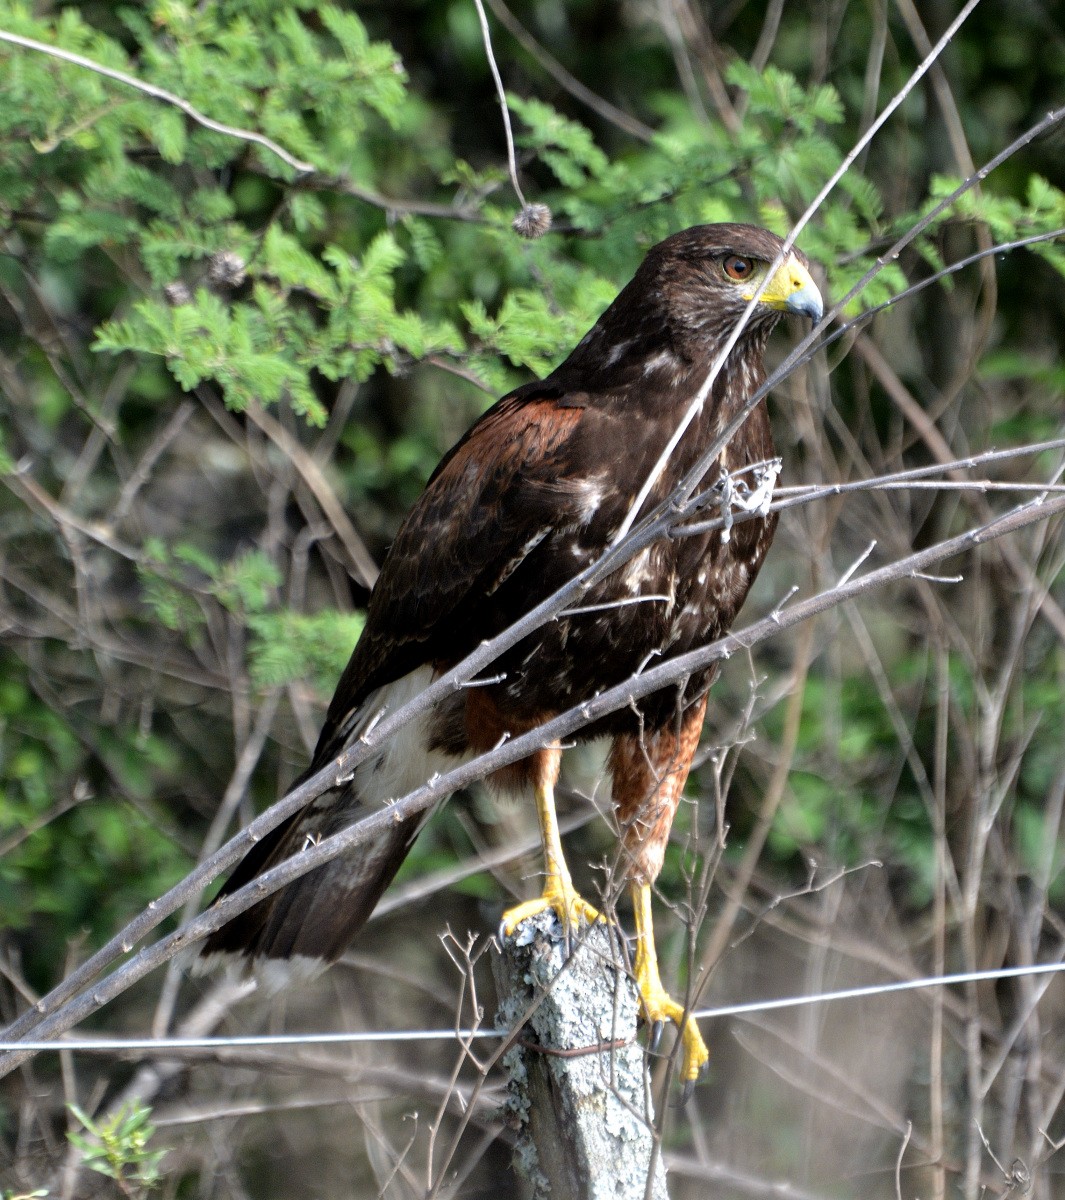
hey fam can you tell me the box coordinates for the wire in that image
[4,961,1062,1054]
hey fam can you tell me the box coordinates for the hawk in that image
[201,223,823,1084]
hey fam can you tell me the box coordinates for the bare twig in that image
[484,0,655,142]
[4,491,1064,1073]
[473,0,550,238]
[0,28,314,174]
[895,1120,913,1200]
[241,400,379,589]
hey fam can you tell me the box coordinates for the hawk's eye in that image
[722,255,754,281]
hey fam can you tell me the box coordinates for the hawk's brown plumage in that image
[202,223,822,1078]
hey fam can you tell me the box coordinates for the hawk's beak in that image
[748,255,823,322]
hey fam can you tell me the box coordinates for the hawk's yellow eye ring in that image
[723,254,754,281]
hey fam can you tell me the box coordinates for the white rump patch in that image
[254,954,328,995]
[352,667,469,810]
[190,946,327,993]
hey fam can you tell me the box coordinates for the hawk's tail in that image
[196,789,420,987]
[197,667,447,988]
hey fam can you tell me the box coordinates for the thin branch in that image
[669,118,1065,552]
[0,28,314,174]
[611,0,984,544]
[241,400,379,589]
[666,1154,835,1200]
[472,0,529,211]
[2,32,487,232]
[113,400,195,525]
[308,173,484,223]
[676,472,1065,540]
[3,491,1064,1073]
[484,0,656,142]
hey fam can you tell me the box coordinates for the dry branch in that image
[3,491,1064,1075]
[0,28,315,173]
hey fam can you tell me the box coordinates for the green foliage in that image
[462,290,581,376]
[248,609,366,690]
[727,60,846,131]
[0,665,192,971]
[727,60,846,208]
[68,1100,166,1195]
[138,541,357,693]
[97,289,325,420]
[94,228,466,421]
[925,173,1065,276]
[138,540,282,631]
[2,2,1065,1186]
[508,93,610,187]
[2,0,462,431]
[980,350,1065,390]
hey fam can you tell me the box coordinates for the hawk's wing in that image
[201,382,611,968]
[313,382,604,763]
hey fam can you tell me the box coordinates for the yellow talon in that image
[501,749,601,937]
[632,883,708,1085]
[634,960,709,1084]
[501,877,602,936]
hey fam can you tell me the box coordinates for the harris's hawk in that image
[201,223,823,1084]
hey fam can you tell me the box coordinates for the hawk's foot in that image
[635,960,709,1087]
[501,877,603,937]
[631,882,707,1089]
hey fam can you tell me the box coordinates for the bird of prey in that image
[201,223,823,1084]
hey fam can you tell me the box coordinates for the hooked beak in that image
[747,254,824,323]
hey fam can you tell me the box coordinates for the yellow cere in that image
[745,255,823,320]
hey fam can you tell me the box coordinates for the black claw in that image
[675,1060,707,1105]
[649,1020,665,1054]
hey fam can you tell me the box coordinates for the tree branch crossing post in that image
[495,911,669,1199]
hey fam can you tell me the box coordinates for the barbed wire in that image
[5,961,1062,1055]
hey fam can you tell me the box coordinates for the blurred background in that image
[1,0,1065,1195]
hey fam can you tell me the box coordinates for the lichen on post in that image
[494,910,669,1199]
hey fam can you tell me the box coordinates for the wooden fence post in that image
[494,910,670,1200]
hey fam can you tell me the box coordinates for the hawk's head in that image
[558,223,822,390]
[643,222,822,332]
